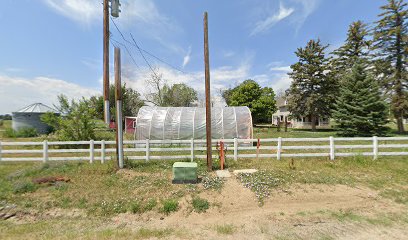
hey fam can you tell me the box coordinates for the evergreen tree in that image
[333,63,389,137]
[373,0,408,133]
[287,39,338,131]
[332,21,371,75]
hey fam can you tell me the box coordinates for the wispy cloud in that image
[43,0,179,32]
[4,67,25,73]
[290,0,321,31]
[270,66,291,72]
[182,46,191,68]
[223,50,236,58]
[43,0,100,27]
[250,2,294,36]
[0,75,99,114]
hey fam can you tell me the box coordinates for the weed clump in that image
[13,181,37,194]
[216,224,235,235]
[129,200,141,214]
[161,199,178,215]
[192,196,209,213]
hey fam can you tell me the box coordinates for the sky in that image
[0,0,386,114]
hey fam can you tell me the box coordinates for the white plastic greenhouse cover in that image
[135,106,253,140]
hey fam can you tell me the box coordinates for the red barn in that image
[125,117,137,134]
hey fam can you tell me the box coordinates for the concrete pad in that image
[216,170,231,178]
[233,169,258,175]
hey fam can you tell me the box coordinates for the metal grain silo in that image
[12,103,58,134]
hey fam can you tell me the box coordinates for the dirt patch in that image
[111,178,408,239]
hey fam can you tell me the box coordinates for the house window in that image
[280,115,284,121]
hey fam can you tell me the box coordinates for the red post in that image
[220,141,224,170]
[256,138,260,160]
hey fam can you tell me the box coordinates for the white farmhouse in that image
[272,97,330,129]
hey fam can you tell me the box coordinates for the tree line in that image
[284,0,407,136]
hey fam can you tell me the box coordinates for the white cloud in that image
[270,73,292,92]
[182,46,192,68]
[250,2,294,36]
[121,63,251,100]
[43,0,100,26]
[0,75,99,114]
[270,66,291,72]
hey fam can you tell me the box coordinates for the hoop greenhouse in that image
[134,106,253,140]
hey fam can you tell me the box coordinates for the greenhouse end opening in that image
[134,106,253,140]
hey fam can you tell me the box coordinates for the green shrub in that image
[161,199,178,215]
[3,127,38,138]
[192,196,209,213]
[4,128,16,138]
[13,181,37,194]
[17,127,38,137]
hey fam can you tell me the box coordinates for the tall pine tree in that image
[332,21,371,75]
[333,63,388,137]
[373,0,408,133]
[287,39,338,131]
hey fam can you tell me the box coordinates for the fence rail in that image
[1,136,408,163]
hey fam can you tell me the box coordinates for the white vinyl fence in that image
[1,137,408,163]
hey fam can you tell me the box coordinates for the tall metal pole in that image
[114,47,124,169]
[103,0,110,124]
[204,12,212,171]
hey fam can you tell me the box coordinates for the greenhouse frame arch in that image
[134,106,253,140]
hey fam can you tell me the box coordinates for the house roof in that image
[275,97,287,107]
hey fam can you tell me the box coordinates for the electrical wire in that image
[110,37,141,70]
[109,17,187,74]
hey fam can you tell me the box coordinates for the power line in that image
[129,33,160,79]
[109,17,158,78]
[109,17,187,74]
[110,37,141,70]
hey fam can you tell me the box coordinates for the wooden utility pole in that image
[103,0,110,124]
[114,47,124,169]
[204,12,212,171]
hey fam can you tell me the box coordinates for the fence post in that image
[146,139,150,162]
[43,140,48,162]
[234,138,238,161]
[101,140,105,163]
[90,140,94,163]
[329,136,335,160]
[190,138,194,162]
[373,136,378,160]
[277,137,282,160]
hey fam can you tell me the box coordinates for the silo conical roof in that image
[14,103,58,113]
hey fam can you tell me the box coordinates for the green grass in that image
[215,224,235,235]
[136,227,174,239]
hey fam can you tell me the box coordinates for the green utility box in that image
[172,162,198,184]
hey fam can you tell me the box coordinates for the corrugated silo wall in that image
[12,112,52,134]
